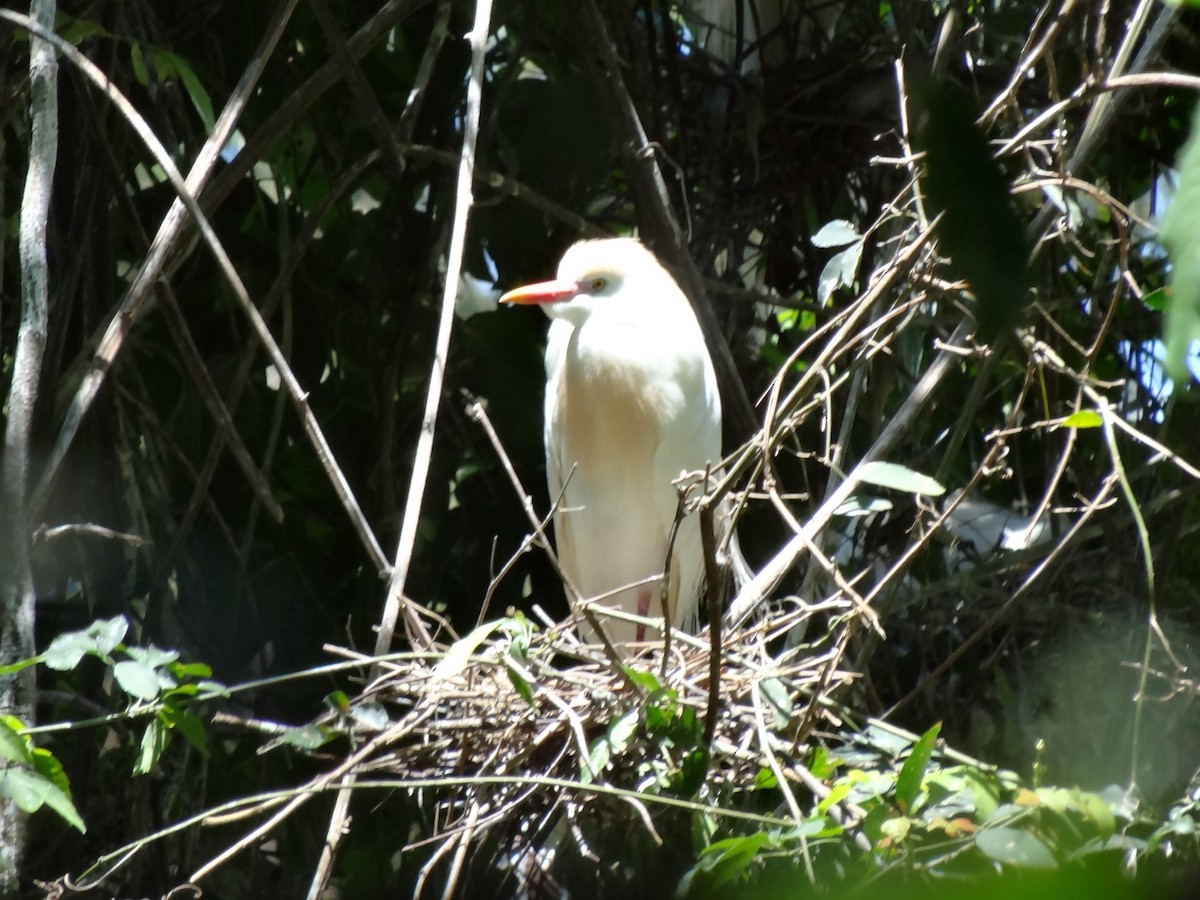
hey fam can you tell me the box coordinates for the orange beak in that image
[500,279,580,305]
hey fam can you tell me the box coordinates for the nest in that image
[307,600,861,896]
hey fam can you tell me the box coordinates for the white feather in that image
[512,239,722,643]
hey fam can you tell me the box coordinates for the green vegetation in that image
[2,0,1200,895]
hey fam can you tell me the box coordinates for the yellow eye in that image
[589,277,608,292]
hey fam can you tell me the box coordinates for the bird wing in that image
[649,342,722,630]
[543,318,580,594]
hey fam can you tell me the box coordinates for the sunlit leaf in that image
[833,495,893,518]
[349,702,390,731]
[584,709,638,784]
[115,660,163,701]
[0,720,31,766]
[163,705,209,756]
[1074,790,1117,837]
[695,832,772,888]
[976,825,1057,869]
[896,722,941,813]
[1143,287,1169,312]
[171,661,213,679]
[43,615,128,670]
[857,461,946,496]
[280,725,333,750]
[32,747,71,797]
[1161,106,1200,382]
[624,667,662,693]
[0,767,84,831]
[812,219,861,248]
[125,644,179,669]
[432,621,503,680]
[1059,410,1102,429]
[135,718,169,776]
[817,242,863,305]
[757,678,792,730]
[154,49,216,132]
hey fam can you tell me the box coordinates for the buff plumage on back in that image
[505,238,722,643]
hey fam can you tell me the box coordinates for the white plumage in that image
[502,238,722,643]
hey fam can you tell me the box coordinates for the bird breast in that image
[556,317,708,493]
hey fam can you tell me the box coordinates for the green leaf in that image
[754,767,778,789]
[1161,106,1200,382]
[153,50,216,132]
[832,495,893,518]
[114,660,163,701]
[349,702,390,731]
[817,241,863,304]
[0,769,41,812]
[1060,409,1102,429]
[916,79,1032,339]
[91,616,130,656]
[171,661,213,679]
[757,678,792,730]
[32,747,72,797]
[808,746,837,780]
[856,461,946,497]
[0,768,84,832]
[696,832,772,888]
[135,718,169,776]
[812,219,861,248]
[54,11,108,45]
[197,680,231,699]
[643,693,679,733]
[130,43,149,86]
[431,620,503,680]
[976,825,1057,869]
[1142,287,1169,312]
[584,709,639,784]
[162,705,209,756]
[0,720,32,767]
[31,772,85,833]
[881,814,912,842]
[505,662,535,706]
[279,725,333,750]
[623,666,662,693]
[42,633,92,671]
[817,781,852,816]
[895,722,941,813]
[42,615,129,670]
[1074,790,1116,837]
[126,644,179,669]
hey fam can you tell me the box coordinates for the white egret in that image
[502,238,723,643]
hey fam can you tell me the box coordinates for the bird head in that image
[500,238,686,328]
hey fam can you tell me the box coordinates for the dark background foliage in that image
[3,0,1200,895]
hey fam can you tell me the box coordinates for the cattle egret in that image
[502,238,722,643]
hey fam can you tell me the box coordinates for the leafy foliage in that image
[2,0,1200,896]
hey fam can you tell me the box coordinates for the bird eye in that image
[588,277,608,292]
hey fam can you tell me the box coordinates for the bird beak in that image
[500,279,579,306]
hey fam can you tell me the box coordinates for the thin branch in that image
[0,0,57,883]
[0,10,390,575]
[14,0,300,515]
[372,0,496,659]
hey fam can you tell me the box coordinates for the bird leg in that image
[635,588,652,642]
